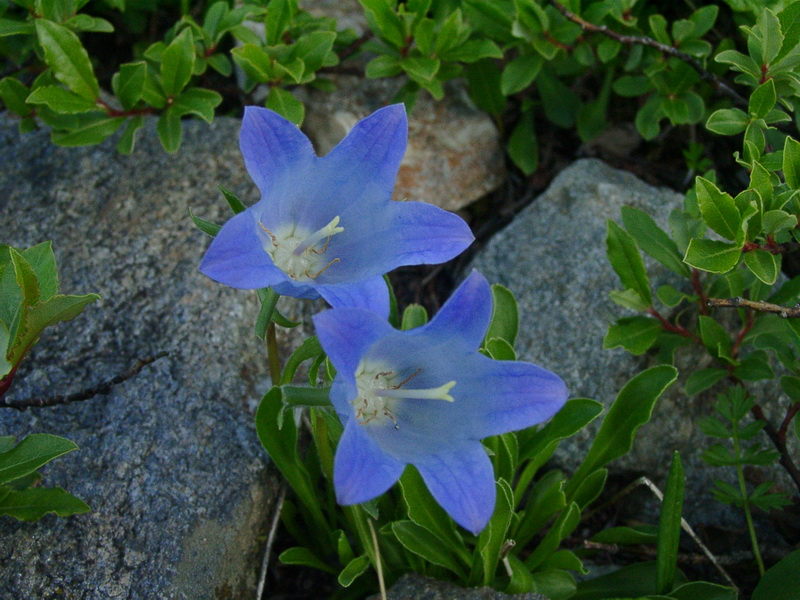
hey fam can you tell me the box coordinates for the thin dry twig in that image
[582,475,739,591]
[256,484,288,600]
[708,296,800,318]
[549,0,749,108]
[2,352,169,411]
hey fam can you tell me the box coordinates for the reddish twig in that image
[2,352,169,411]
[549,0,748,108]
[692,269,709,315]
[751,402,800,494]
[648,307,697,340]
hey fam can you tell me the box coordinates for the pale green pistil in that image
[259,216,344,281]
[353,362,456,430]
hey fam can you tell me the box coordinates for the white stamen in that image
[375,381,456,403]
[293,216,344,256]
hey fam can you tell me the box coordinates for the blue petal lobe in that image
[464,358,569,439]
[314,307,396,380]
[199,209,288,289]
[317,276,390,318]
[240,107,316,197]
[415,444,496,535]
[422,270,491,352]
[317,104,407,208]
[334,419,405,505]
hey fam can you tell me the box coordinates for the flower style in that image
[313,270,569,534]
[199,105,474,316]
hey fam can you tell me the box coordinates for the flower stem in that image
[368,518,387,600]
[732,419,765,576]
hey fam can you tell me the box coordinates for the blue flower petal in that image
[199,209,289,289]
[334,419,405,505]
[318,105,407,209]
[459,357,569,439]
[421,270,491,352]
[240,107,316,197]
[415,444,496,535]
[317,276,390,318]
[314,307,396,383]
[325,201,474,282]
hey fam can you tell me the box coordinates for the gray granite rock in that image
[374,574,548,600]
[469,159,792,530]
[0,114,296,598]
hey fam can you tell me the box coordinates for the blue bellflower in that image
[200,105,474,316]
[313,271,569,534]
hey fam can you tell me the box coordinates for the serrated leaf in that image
[603,317,661,355]
[0,434,78,485]
[684,239,741,273]
[26,85,98,113]
[606,220,651,306]
[35,19,98,100]
[621,206,691,277]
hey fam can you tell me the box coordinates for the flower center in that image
[352,362,456,430]
[259,216,344,282]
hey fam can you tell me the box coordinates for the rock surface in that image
[469,159,792,531]
[373,574,548,600]
[0,114,289,599]
[302,75,505,212]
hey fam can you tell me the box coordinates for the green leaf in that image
[685,368,727,396]
[566,366,677,498]
[485,337,515,360]
[0,77,33,117]
[0,434,78,485]
[752,548,800,600]
[669,581,736,600]
[20,242,57,302]
[746,8,783,66]
[507,112,538,175]
[621,206,691,278]
[116,116,144,155]
[571,468,606,510]
[609,288,651,311]
[279,547,337,574]
[0,18,35,37]
[26,85,98,113]
[400,304,428,330]
[485,284,518,347]
[189,208,221,237]
[591,525,658,545]
[51,115,125,147]
[784,136,800,190]
[365,55,403,79]
[733,352,773,381]
[505,553,534,594]
[401,56,440,82]
[265,87,304,126]
[606,220,651,306]
[157,108,182,153]
[465,59,504,117]
[172,87,221,123]
[392,520,467,578]
[657,285,690,308]
[264,0,293,46]
[574,561,686,600]
[9,248,40,308]
[473,479,514,584]
[705,108,749,136]
[161,29,196,97]
[0,486,90,521]
[291,31,337,76]
[501,53,543,95]
[698,316,733,363]
[207,53,232,77]
[523,501,581,570]
[338,554,371,587]
[780,375,800,402]
[695,177,740,241]
[749,79,776,120]
[715,49,761,79]
[603,317,661,355]
[65,14,114,33]
[656,452,684,594]
[530,569,576,600]
[35,19,98,100]
[113,61,146,110]
[359,0,405,48]
[683,239,741,274]
[744,249,778,285]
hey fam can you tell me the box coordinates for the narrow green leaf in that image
[26,85,98,113]
[621,206,691,277]
[591,525,658,545]
[507,112,538,175]
[0,434,78,485]
[606,220,651,306]
[475,479,514,585]
[157,109,182,153]
[669,581,736,600]
[392,520,468,578]
[279,547,337,574]
[683,239,741,274]
[189,208,221,237]
[0,486,90,521]
[695,177,741,241]
[116,116,144,155]
[656,451,684,594]
[566,366,678,498]
[337,554,371,587]
[35,19,98,100]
